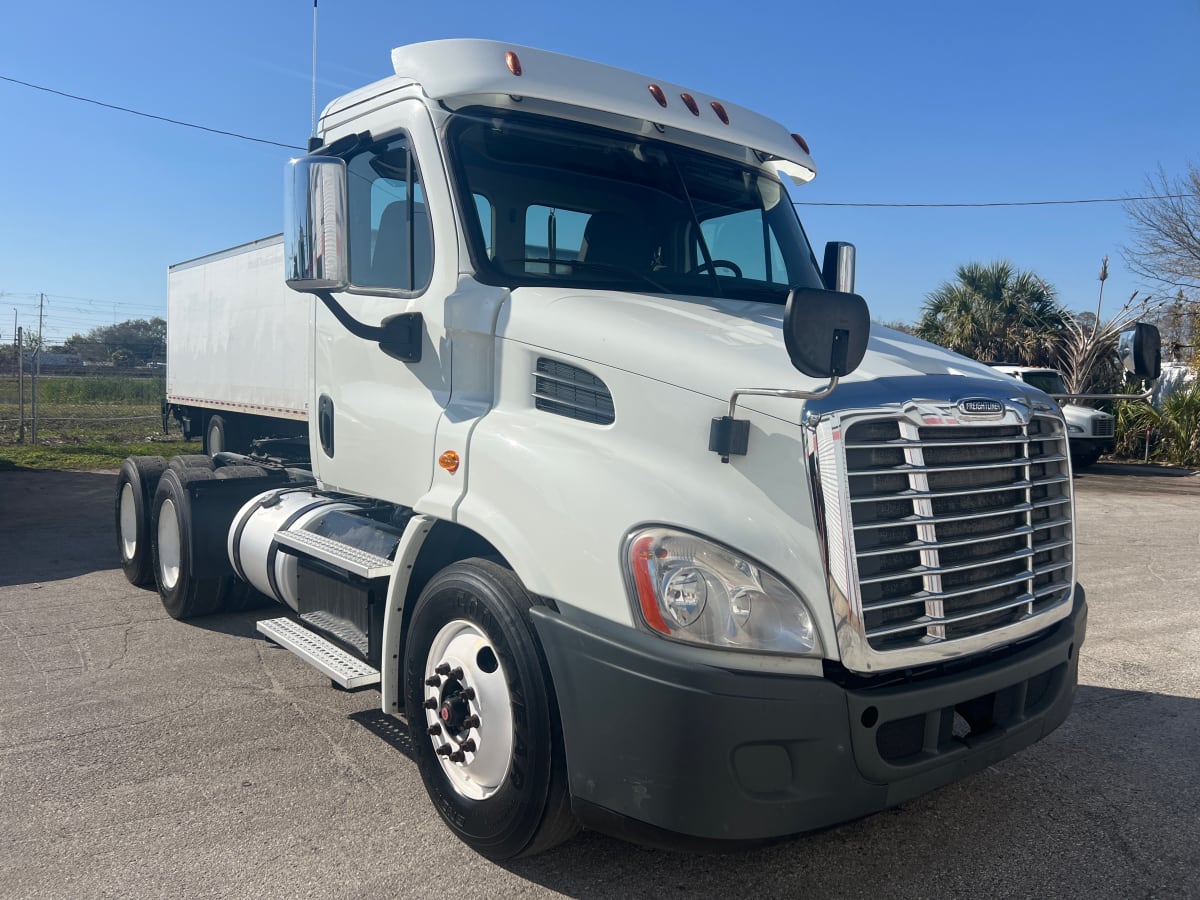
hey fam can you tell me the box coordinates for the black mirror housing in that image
[1118,322,1162,380]
[783,288,870,379]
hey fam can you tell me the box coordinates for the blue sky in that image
[1,0,1196,345]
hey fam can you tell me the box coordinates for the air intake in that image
[533,358,615,425]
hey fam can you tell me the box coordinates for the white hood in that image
[500,288,1014,407]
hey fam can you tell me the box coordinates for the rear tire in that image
[204,414,243,456]
[151,468,235,619]
[404,559,578,859]
[115,456,168,586]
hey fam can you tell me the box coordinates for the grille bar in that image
[850,475,1069,504]
[851,496,1070,532]
[866,592,1037,639]
[859,547,1036,586]
[849,453,1068,477]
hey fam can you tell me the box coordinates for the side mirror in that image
[1118,322,1162,380]
[783,288,870,378]
[822,241,856,293]
[284,156,349,292]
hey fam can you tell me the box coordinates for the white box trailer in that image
[165,235,309,453]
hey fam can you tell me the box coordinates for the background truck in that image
[989,365,1116,468]
[115,40,1160,858]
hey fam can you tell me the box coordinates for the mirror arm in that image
[709,378,840,463]
[1050,381,1157,403]
[313,290,423,363]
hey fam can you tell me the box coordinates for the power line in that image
[793,194,1195,208]
[0,74,304,151]
[3,73,1195,210]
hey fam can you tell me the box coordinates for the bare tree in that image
[1123,162,1200,298]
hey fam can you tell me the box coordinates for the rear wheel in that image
[404,559,578,859]
[204,414,243,456]
[115,456,168,586]
[151,468,235,619]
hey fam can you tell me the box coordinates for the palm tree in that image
[915,261,1068,365]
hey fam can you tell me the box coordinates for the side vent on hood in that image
[534,357,615,425]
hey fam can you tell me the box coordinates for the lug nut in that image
[449,750,466,763]
[449,666,464,680]
[460,739,477,753]
[436,744,453,756]
[427,724,442,736]
[462,715,480,730]
[423,697,438,710]
[461,688,476,701]
[424,675,441,687]
[435,663,451,676]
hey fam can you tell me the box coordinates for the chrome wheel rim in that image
[423,619,513,800]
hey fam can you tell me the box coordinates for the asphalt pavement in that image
[1,462,1198,899]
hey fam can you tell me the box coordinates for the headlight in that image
[624,527,820,655]
[1067,424,1086,435]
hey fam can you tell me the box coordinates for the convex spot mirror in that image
[1119,322,1162,380]
[783,288,870,379]
[284,156,349,293]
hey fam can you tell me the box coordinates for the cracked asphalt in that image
[1,463,1198,899]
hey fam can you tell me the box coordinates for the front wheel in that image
[404,559,577,859]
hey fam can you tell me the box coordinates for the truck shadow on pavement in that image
[502,683,1200,899]
[0,469,117,587]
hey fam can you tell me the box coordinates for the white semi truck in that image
[117,40,1161,858]
[989,366,1116,468]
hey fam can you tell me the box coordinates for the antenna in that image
[308,0,320,152]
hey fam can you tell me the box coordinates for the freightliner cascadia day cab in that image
[117,40,1162,858]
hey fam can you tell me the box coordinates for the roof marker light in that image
[791,133,811,154]
[648,84,668,108]
[680,93,700,116]
[710,101,730,125]
[505,51,522,76]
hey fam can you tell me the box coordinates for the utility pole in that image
[17,325,25,444]
[32,292,44,444]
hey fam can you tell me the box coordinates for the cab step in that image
[273,529,394,579]
[256,616,381,689]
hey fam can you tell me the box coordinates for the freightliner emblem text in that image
[958,398,1005,417]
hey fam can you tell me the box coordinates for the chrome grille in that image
[836,412,1073,658]
[1093,416,1115,438]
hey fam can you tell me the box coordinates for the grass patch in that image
[0,439,201,472]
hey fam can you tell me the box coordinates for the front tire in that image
[404,559,577,859]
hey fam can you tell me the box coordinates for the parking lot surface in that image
[1,463,1198,899]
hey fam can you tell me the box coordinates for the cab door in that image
[311,100,455,506]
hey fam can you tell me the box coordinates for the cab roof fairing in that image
[325,39,819,184]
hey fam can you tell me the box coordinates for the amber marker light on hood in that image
[438,451,461,474]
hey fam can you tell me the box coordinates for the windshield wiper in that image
[504,258,669,293]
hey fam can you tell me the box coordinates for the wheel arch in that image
[380,516,514,715]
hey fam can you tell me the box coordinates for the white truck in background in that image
[989,365,1115,468]
[116,40,1162,858]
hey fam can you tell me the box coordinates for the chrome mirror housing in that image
[284,156,349,292]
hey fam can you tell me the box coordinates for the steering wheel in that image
[688,259,743,278]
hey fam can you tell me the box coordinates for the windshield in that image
[1021,371,1068,394]
[445,109,824,303]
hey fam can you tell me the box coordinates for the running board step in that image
[256,616,381,689]
[273,529,394,579]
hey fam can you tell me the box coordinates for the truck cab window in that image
[347,136,433,292]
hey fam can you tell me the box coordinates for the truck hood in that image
[501,288,1011,407]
